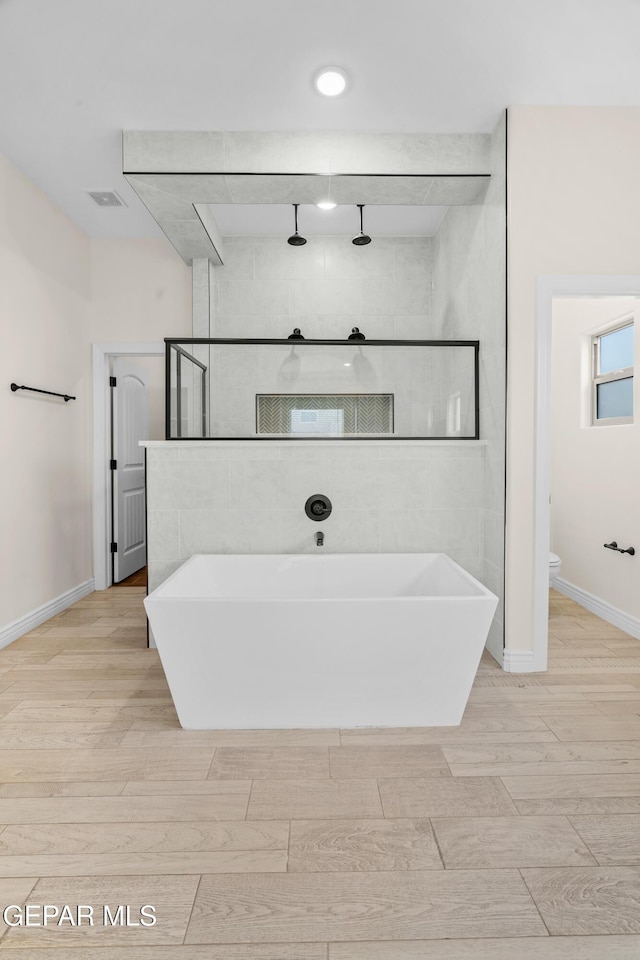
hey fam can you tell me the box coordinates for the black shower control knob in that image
[305,494,332,521]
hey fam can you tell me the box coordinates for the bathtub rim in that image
[145,552,497,605]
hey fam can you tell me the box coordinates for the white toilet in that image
[549,552,562,585]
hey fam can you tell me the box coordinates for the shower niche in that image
[165,337,479,440]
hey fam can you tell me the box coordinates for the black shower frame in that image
[164,337,480,441]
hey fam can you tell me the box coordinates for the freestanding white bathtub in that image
[144,553,498,729]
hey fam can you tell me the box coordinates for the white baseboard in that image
[553,577,640,640]
[502,649,543,673]
[0,579,95,650]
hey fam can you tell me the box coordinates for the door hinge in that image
[110,459,117,470]
[109,376,117,387]
[110,542,118,553]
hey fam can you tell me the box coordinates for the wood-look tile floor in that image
[1,588,640,955]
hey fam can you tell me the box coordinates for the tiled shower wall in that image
[146,440,485,598]
[146,126,506,662]
[204,235,481,439]
[211,236,433,340]
[431,114,507,660]
[204,237,474,439]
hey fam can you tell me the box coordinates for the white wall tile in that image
[279,508,380,554]
[289,279,361,316]
[146,446,179,461]
[122,132,225,173]
[395,242,433,280]
[331,459,432,510]
[480,402,506,447]
[222,132,336,173]
[378,508,481,558]
[378,442,484,460]
[254,242,327,280]
[392,316,437,339]
[484,507,505,568]
[147,559,184,594]
[430,459,484,508]
[485,456,506,515]
[360,280,430,317]
[147,459,229,510]
[324,241,395,281]
[211,236,433,339]
[214,240,254,278]
[224,131,492,175]
[179,444,275,460]
[276,443,382,462]
[147,511,180,563]
[216,278,290,316]
[228,459,331,510]
[428,114,507,652]
[483,559,505,624]
[180,509,280,555]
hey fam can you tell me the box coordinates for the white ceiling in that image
[1,0,640,238]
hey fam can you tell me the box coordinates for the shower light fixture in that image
[317,200,337,210]
[314,66,349,97]
[352,205,372,246]
[287,203,307,246]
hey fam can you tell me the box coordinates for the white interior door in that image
[112,358,149,583]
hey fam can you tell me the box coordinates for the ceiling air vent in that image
[85,190,127,208]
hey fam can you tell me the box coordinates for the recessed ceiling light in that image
[317,201,337,210]
[314,66,349,97]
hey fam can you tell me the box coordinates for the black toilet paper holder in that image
[604,541,635,556]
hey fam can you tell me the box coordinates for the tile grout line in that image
[441,745,454,778]
[0,876,40,944]
[565,814,607,866]
[204,746,218,780]
[286,818,292,872]
[181,873,203,945]
[517,867,553,936]
[427,816,447,870]
[245,778,255,821]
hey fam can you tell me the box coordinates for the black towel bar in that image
[11,383,76,402]
[604,541,635,556]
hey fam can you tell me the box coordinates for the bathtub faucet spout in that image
[315,531,324,547]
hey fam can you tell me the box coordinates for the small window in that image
[592,320,634,425]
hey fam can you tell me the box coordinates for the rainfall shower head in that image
[352,204,371,245]
[287,204,307,246]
